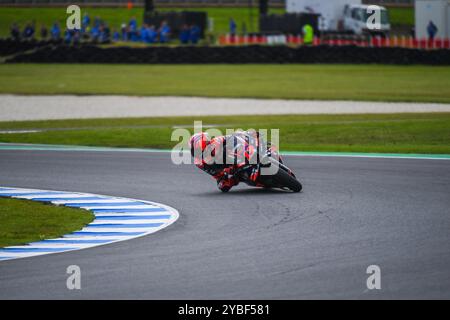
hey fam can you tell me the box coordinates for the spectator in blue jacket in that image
[112,29,120,42]
[128,17,139,42]
[159,21,171,43]
[64,28,72,44]
[22,22,35,39]
[98,23,110,43]
[179,24,190,44]
[229,18,237,35]
[82,13,90,28]
[147,25,157,43]
[190,24,201,44]
[427,20,438,40]
[140,24,149,42]
[90,24,100,41]
[129,16,138,32]
[51,22,61,40]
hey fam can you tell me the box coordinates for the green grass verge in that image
[1,64,450,103]
[0,197,94,247]
[0,6,413,38]
[1,113,449,154]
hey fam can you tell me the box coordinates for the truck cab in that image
[343,4,390,36]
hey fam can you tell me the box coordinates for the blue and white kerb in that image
[0,187,179,261]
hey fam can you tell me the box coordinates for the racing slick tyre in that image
[272,168,302,193]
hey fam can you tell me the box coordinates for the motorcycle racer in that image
[189,131,281,192]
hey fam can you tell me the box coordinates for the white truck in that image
[286,0,391,35]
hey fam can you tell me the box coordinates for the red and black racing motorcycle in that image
[223,132,302,193]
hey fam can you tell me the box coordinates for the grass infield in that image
[1,113,449,154]
[0,197,94,247]
[1,64,449,103]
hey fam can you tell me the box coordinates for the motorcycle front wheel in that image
[259,168,302,193]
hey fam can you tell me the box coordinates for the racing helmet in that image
[189,132,210,157]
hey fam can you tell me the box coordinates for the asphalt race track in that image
[0,149,449,299]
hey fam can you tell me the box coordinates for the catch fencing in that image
[218,34,450,50]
